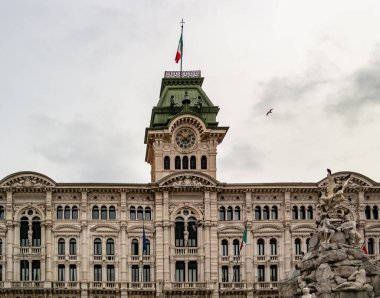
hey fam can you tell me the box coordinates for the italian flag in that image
[175,33,183,63]
[361,243,368,254]
[240,224,248,251]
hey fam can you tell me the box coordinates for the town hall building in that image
[0,71,379,298]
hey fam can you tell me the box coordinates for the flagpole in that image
[180,18,184,76]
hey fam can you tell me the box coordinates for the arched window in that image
[145,207,151,220]
[92,206,99,219]
[131,239,139,255]
[270,238,277,255]
[94,238,102,255]
[130,206,136,220]
[295,238,302,255]
[164,156,170,170]
[109,206,116,220]
[233,239,240,256]
[255,206,262,220]
[137,207,144,220]
[233,265,240,282]
[306,238,310,252]
[144,239,151,255]
[263,206,269,220]
[234,206,241,221]
[69,238,77,255]
[188,217,197,247]
[271,206,278,220]
[221,240,228,256]
[72,206,78,220]
[219,207,226,221]
[222,266,228,282]
[257,239,265,256]
[270,265,278,281]
[307,206,313,219]
[101,206,107,220]
[365,206,371,220]
[182,156,189,169]
[368,238,374,255]
[106,238,115,255]
[57,206,63,219]
[175,217,184,247]
[373,206,379,220]
[300,206,306,220]
[64,206,70,219]
[190,156,196,169]
[0,239,2,256]
[175,156,181,169]
[32,217,41,246]
[292,206,299,220]
[58,238,65,255]
[227,207,233,221]
[201,156,207,169]
[20,217,29,247]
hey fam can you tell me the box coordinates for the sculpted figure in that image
[318,213,336,243]
[338,213,362,246]
[319,169,351,211]
[333,268,366,291]
[301,288,315,298]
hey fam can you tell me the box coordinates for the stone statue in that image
[317,213,336,243]
[338,213,362,246]
[301,287,315,298]
[319,169,351,211]
[333,268,366,291]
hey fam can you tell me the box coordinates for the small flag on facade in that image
[240,224,248,251]
[142,225,147,253]
[361,243,368,254]
[175,32,183,63]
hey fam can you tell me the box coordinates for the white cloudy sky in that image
[1,0,380,184]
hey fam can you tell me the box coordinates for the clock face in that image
[175,128,196,150]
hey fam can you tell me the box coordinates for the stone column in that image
[283,191,292,278]
[163,191,170,283]
[120,191,127,285]
[203,191,211,281]
[6,191,13,283]
[80,191,89,289]
[245,191,253,282]
[154,191,164,296]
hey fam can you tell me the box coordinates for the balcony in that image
[127,282,155,290]
[12,281,44,288]
[174,247,198,255]
[219,282,249,289]
[90,282,119,289]
[19,246,41,255]
[54,281,80,289]
[163,282,214,294]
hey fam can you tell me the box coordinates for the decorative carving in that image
[164,175,208,188]
[4,176,54,189]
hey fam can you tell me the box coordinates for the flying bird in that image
[266,108,273,116]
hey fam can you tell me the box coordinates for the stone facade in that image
[0,71,379,298]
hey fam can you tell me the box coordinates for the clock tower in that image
[144,70,229,182]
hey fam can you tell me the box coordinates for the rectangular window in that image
[20,260,29,281]
[132,265,139,282]
[222,266,228,282]
[270,265,278,281]
[0,265,2,281]
[58,265,65,281]
[94,265,102,281]
[107,265,115,281]
[258,265,265,282]
[69,265,77,281]
[233,265,240,282]
[175,261,185,282]
[188,261,197,282]
[143,265,150,282]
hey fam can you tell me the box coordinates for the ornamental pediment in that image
[317,172,374,188]
[365,224,380,232]
[90,224,119,233]
[52,224,81,232]
[253,224,283,232]
[157,172,218,188]
[0,171,56,189]
[291,224,316,232]
[218,225,244,233]
[127,225,155,233]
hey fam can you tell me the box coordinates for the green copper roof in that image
[148,72,220,129]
